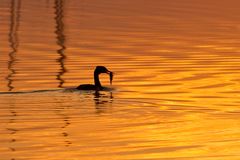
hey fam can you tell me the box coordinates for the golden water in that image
[1,0,240,159]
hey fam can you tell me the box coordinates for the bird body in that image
[76,66,113,91]
[76,84,98,90]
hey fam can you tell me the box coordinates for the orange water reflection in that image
[1,0,240,160]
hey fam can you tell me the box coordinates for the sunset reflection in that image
[0,0,240,160]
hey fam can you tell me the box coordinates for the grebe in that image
[76,66,113,90]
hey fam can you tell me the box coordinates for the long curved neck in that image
[94,71,102,88]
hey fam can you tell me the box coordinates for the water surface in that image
[1,0,240,159]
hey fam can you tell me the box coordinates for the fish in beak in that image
[110,72,113,85]
[106,70,113,85]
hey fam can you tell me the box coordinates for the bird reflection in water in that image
[94,91,114,114]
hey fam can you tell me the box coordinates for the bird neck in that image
[94,71,102,88]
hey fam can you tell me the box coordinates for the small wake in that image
[0,89,64,95]
[0,87,115,95]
